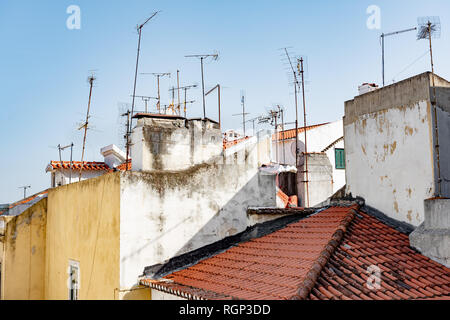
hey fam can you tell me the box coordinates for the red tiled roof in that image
[49,161,110,171]
[308,210,450,300]
[115,160,131,171]
[141,205,450,300]
[223,137,250,150]
[0,190,49,216]
[273,123,330,141]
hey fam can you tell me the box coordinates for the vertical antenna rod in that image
[128,11,159,164]
[19,186,31,199]
[79,74,96,181]
[205,84,221,128]
[141,73,171,113]
[185,53,219,119]
[284,48,299,168]
[298,58,309,208]
[380,27,417,86]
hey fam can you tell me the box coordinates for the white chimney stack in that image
[358,83,379,96]
[101,144,126,169]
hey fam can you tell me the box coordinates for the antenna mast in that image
[19,186,31,199]
[298,58,310,208]
[205,84,221,128]
[78,74,96,181]
[418,16,442,196]
[128,11,160,164]
[185,53,219,119]
[58,143,74,184]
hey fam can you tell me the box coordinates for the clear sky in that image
[1,0,450,203]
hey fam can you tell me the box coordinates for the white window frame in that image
[68,260,80,300]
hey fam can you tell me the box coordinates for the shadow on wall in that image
[172,171,276,257]
[123,169,276,280]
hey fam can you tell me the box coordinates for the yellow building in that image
[1,172,149,300]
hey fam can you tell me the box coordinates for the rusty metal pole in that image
[218,85,221,129]
[177,70,181,115]
[428,22,442,197]
[299,58,309,207]
[79,76,94,181]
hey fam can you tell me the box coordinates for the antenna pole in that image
[124,110,131,171]
[280,107,286,165]
[69,143,73,184]
[381,33,385,86]
[128,12,159,163]
[241,94,246,137]
[19,186,31,199]
[299,58,309,208]
[79,75,95,181]
[177,70,181,115]
[201,57,206,118]
[427,21,442,197]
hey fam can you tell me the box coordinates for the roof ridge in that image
[290,208,357,300]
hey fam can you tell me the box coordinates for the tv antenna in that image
[380,26,417,86]
[232,91,249,137]
[185,53,219,119]
[141,72,171,113]
[205,84,221,128]
[128,11,160,163]
[121,109,132,171]
[178,84,198,118]
[245,116,260,137]
[78,73,96,181]
[57,143,74,184]
[130,95,158,113]
[19,186,31,199]
[418,16,442,197]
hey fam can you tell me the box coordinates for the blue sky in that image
[1,0,450,203]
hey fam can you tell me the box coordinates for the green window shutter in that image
[335,149,345,169]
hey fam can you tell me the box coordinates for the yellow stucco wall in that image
[1,198,47,300]
[45,172,120,300]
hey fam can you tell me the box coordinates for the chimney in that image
[130,114,222,172]
[358,83,379,96]
[410,198,450,267]
[101,144,126,169]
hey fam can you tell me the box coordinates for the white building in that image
[272,120,346,207]
[45,144,126,187]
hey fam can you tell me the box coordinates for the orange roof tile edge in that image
[49,161,110,171]
[272,123,330,141]
[223,137,250,150]
[0,190,49,215]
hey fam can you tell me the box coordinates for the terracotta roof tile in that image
[49,161,110,171]
[272,123,330,141]
[141,205,450,300]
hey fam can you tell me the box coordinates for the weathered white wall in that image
[119,129,278,289]
[131,118,223,172]
[273,120,344,165]
[345,100,435,226]
[52,169,106,187]
[324,139,346,194]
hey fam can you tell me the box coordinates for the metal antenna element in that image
[232,91,249,137]
[298,57,310,208]
[141,72,171,113]
[418,16,442,197]
[19,186,31,199]
[121,110,131,171]
[57,143,74,184]
[78,73,96,181]
[205,84,221,128]
[282,48,300,169]
[128,11,160,166]
[185,53,219,119]
[380,27,417,86]
[245,116,260,137]
[130,95,158,113]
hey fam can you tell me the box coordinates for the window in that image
[68,260,80,300]
[335,148,346,169]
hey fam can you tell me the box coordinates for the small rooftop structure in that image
[358,83,379,95]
